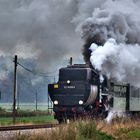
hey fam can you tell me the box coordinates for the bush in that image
[0,109,50,117]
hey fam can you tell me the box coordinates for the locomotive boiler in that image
[48,64,108,123]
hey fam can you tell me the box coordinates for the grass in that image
[128,129,140,139]
[76,120,114,140]
[0,115,55,126]
[97,117,140,140]
[0,107,140,140]
[14,118,140,140]
[115,128,140,139]
[0,108,56,125]
[16,115,55,124]
[15,119,115,140]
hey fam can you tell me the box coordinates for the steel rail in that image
[0,123,58,131]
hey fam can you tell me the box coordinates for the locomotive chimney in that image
[69,57,73,65]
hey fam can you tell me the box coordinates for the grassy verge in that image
[115,128,140,140]
[15,118,140,140]
[15,119,115,140]
[97,117,140,140]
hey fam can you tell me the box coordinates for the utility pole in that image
[13,55,17,124]
[35,90,38,111]
[17,85,20,110]
[48,95,49,114]
[0,91,1,100]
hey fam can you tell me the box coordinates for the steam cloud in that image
[0,0,83,102]
[74,0,140,122]
[1,0,140,102]
[76,0,140,86]
[90,39,140,86]
[0,0,82,72]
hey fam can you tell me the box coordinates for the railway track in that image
[0,123,58,131]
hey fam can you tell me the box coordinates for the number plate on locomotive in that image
[64,86,75,89]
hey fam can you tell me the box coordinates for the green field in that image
[0,115,56,126]
[0,104,55,125]
[0,103,52,111]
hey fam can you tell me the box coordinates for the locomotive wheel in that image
[55,113,67,124]
[58,118,64,124]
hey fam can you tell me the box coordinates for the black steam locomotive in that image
[48,64,108,123]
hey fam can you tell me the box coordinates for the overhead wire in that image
[17,62,58,78]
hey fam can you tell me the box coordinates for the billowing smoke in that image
[74,0,140,122]
[0,0,84,102]
[0,0,83,72]
[76,0,140,86]
[90,39,140,86]
[2,0,140,102]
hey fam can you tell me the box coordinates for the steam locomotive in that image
[48,64,108,123]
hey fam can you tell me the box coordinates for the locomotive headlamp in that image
[54,100,58,105]
[67,80,71,84]
[79,100,83,105]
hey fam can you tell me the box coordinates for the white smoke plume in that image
[76,0,140,86]
[90,39,140,86]
[75,0,140,122]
